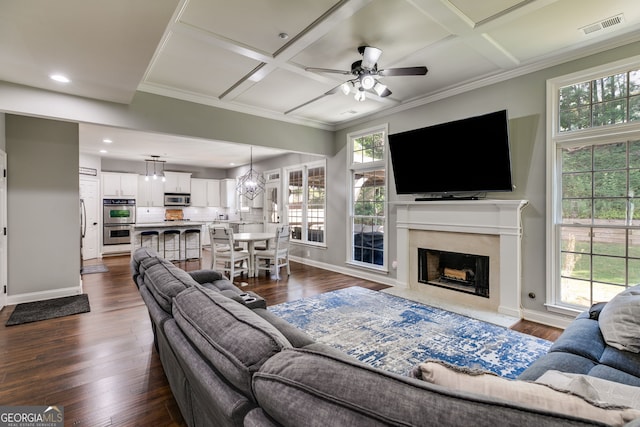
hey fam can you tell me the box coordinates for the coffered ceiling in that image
[1,0,639,167]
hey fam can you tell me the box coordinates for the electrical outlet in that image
[306,250,311,257]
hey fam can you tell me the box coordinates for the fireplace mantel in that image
[395,199,528,318]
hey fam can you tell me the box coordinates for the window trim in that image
[346,124,389,272]
[546,54,640,313]
[283,159,327,248]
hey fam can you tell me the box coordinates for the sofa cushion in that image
[252,348,601,427]
[414,361,640,426]
[549,316,606,362]
[172,284,291,398]
[518,351,597,381]
[599,285,640,353]
[143,259,199,313]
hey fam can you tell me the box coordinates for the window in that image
[348,125,387,270]
[285,161,326,246]
[548,57,640,314]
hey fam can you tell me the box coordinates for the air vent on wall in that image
[580,14,624,35]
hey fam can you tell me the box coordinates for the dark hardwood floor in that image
[0,251,562,426]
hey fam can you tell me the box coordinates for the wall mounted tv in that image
[388,109,513,199]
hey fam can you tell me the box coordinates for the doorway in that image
[0,150,6,311]
[80,176,100,260]
[264,170,282,234]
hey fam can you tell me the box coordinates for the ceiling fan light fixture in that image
[361,46,382,70]
[340,82,351,95]
[373,81,387,96]
[360,74,375,90]
[354,88,366,102]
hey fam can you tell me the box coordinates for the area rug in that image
[80,264,108,275]
[268,287,551,378]
[6,294,90,326]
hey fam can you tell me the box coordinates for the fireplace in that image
[418,249,489,298]
[395,199,528,318]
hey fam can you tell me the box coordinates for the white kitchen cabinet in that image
[137,175,164,207]
[102,172,138,198]
[164,171,191,193]
[220,179,237,208]
[191,179,221,207]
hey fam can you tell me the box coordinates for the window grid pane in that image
[559,70,639,133]
[350,129,386,268]
[559,139,640,307]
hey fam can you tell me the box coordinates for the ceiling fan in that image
[305,46,428,101]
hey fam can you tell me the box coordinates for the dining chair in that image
[254,225,290,280]
[209,227,250,280]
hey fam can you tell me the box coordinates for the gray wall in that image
[332,41,640,315]
[6,115,79,298]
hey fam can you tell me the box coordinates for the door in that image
[0,150,6,310]
[264,180,281,234]
[80,177,100,260]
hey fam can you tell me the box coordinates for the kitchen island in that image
[132,221,206,261]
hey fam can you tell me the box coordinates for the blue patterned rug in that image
[269,287,551,379]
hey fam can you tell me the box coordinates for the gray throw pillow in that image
[599,284,640,353]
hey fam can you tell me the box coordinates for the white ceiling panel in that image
[0,0,178,103]
[144,31,262,98]
[487,0,640,62]
[234,69,338,113]
[180,0,341,55]
[449,0,527,24]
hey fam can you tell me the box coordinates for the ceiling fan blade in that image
[361,46,382,70]
[305,67,352,75]
[378,66,428,76]
[378,87,392,97]
[324,84,343,95]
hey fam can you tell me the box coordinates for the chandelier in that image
[144,155,166,182]
[236,146,265,200]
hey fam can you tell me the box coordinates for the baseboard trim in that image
[289,256,397,287]
[521,308,574,329]
[7,286,83,306]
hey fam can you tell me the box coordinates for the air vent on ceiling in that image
[580,14,624,35]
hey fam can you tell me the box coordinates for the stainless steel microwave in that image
[164,193,191,206]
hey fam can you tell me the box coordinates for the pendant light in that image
[236,146,265,200]
[144,155,166,182]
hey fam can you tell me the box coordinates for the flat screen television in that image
[388,109,513,199]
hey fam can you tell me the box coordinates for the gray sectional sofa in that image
[130,248,639,427]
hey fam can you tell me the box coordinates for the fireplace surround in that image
[394,199,528,319]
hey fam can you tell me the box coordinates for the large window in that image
[285,160,326,246]
[348,125,387,270]
[548,57,640,313]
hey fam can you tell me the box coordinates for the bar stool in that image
[184,228,201,261]
[163,229,181,262]
[139,230,159,252]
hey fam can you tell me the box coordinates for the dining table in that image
[233,232,273,277]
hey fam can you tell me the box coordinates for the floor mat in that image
[6,294,91,326]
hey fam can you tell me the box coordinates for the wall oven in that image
[103,199,136,245]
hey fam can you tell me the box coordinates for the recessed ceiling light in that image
[102,138,112,144]
[99,149,107,154]
[229,162,236,166]
[49,74,70,83]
